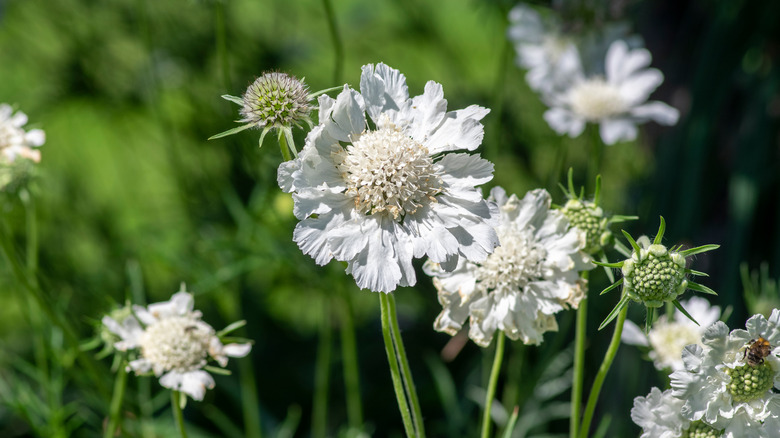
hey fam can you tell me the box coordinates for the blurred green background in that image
[0,0,778,436]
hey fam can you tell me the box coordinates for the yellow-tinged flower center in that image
[475,226,545,293]
[568,77,627,121]
[139,315,212,373]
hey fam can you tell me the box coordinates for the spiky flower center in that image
[725,361,775,403]
[567,77,627,121]
[334,119,442,220]
[241,72,311,128]
[474,225,545,293]
[139,315,212,373]
[561,199,610,253]
[681,421,722,438]
[647,320,701,368]
[622,244,686,307]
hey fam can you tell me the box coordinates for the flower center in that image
[725,361,775,403]
[622,245,687,307]
[241,72,311,128]
[567,77,627,121]
[139,315,212,373]
[647,320,701,369]
[474,225,546,293]
[561,199,609,253]
[334,120,442,220]
[681,421,722,438]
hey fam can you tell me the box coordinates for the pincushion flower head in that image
[596,217,719,330]
[423,187,592,347]
[506,3,581,96]
[210,72,339,159]
[669,310,780,437]
[622,296,722,371]
[278,63,500,293]
[632,387,724,438]
[543,39,680,145]
[102,287,252,401]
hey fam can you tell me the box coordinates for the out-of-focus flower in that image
[424,187,592,347]
[278,63,499,293]
[622,296,721,371]
[669,311,780,437]
[102,288,251,401]
[0,104,45,164]
[543,40,679,145]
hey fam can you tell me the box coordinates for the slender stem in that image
[278,131,293,162]
[587,126,604,193]
[379,294,415,437]
[321,0,343,84]
[312,302,332,438]
[171,391,188,438]
[214,0,231,91]
[481,332,506,438]
[387,293,425,438]
[239,356,263,438]
[339,290,363,430]
[570,271,589,438]
[578,304,628,438]
[104,364,128,438]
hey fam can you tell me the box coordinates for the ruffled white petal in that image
[360,63,410,123]
[424,105,490,154]
[543,107,585,137]
[630,101,680,125]
[160,370,215,401]
[599,118,637,145]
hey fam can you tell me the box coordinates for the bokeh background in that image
[0,0,779,436]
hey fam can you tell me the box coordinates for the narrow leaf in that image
[599,252,615,283]
[644,307,655,334]
[599,294,630,330]
[613,240,632,258]
[621,230,641,255]
[593,174,602,205]
[684,268,709,277]
[309,85,346,98]
[208,123,255,140]
[679,244,720,257]
[688,281,718,295]
[221,94,245,105]
[599,278,623,295]
[217,320,246,337]
[653,216,666,245]
[610,215,639,224]
[593,260,624,269]
[567,168,575,197]
[673,300,700,326]
[502,406,520,438]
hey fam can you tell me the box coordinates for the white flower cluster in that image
[0,103,45,164]
[424,187,592,347]
[279,63,500,293]
[632,310,780,437]
[103,290,252,401]
[507,4,679,145]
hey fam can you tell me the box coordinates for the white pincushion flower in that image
[423,187,592,347]
[278,63,500,293]
[543,39,679,145]
[102,290,252,401]
[623,296,721,371]
[669,311,780,437]
[507,4,581,96]
[0,104,45,164]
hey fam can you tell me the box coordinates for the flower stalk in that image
[379,293,416,437]
[481,332,506,438]
[171,391,189,438]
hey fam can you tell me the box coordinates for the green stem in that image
[278,130,294,161]
[312,302,332,438]
[570,272,589,438]
[339,290,363,431]
[214,0,231,91]
[104,364,128,438]
[587,126,604,193]
[171,391,188,438]
[481,332,505,438]
[239,356,263,438]
[379,294,415,437]
[578,304,628,438]
[386,293,425,438]
[321,0,343,84]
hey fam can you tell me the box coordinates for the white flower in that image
[669,310,780,437]
[622,296,721,371]
[102,290,252,401]
[278,63,500,293]
[543,39,679,145]
[631,387,690,438]
[507,4,581,96]
[423,187,591,347]
[0,104,45,164]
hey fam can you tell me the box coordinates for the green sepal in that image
[613,240,632,258]
[204,365,232,376]
[622,230,642,255]
[600,278,623,295]
[221,94,245,105]
[598,251,615,283]
[593,174,602,206]
[217,320,246,337]
[309,85,346,98]
[209,123,255,140]
[672,299,700,326]
[566,168,576,198]
[609,215,639,224]
[593,260,624,269]
[644,307,655,334]
[687,281,718,295]
[679,244,720,257]
[599,293,630,330]
[258,126,271,148]
[653,216,666,245]
[684,268,709,277]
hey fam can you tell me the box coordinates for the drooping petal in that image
[599,118,638,145]
[160,370,215,401]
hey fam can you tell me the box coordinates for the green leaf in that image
[598,252,615,283]
[221,94,244,105]
[502,406,520,438]
[204,365,232,375]
[599,278,623,295]
[609,215,639,224]
[684,268,709,277]
[673,300,700,326]
[258,126,271,148]
[653,216,666,245]
[613,240,632,258]
[593,174,602,206]
[593,260,624,269]
[599,294,630,330]
[309,85,346,98]
[208,123,255,140]
[621,230,641,255]
[567,167,576,198]
[679,244,720,257]
[687,281,718,295]
[217,320,246,337]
